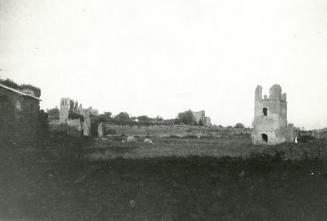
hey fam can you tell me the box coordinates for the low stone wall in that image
[102,123,251,138]
[49,122,81,137]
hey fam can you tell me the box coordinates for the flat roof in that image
[0,83,41,101]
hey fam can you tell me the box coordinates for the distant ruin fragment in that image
[191,110,212,127]
[59,97,98,136]
[252,84,295,145]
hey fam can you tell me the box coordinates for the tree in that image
[155,116,163,121]
[234,123,245,129]
[99,112,112,122]
[177,110,195,125]
[137,115,151,123]
[114,112,131,124]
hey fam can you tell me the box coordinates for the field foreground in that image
[0,136,327,220]
[85,136,325,161]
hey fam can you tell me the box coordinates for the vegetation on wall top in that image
[0,78,41,98]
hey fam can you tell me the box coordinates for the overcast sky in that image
[0,0,326,129]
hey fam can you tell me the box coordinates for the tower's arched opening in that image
[263,108,267,116]
[261,133,268,142]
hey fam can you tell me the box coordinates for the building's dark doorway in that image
[263,108,267,116]
[261,133,268,142]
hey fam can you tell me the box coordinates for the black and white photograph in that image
[0,0,327,220]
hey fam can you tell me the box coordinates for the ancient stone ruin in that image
[59,97,98,136]
[252,84,295,145]
[0,82,41,143]
[191,110,212,127]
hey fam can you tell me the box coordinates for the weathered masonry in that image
[191,110,212,127]
[0,83,41,143]
[59,97,98,136]
[252,84,295,145]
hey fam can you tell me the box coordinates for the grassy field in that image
[0,136,327,220]
[85,135,325,161]
[86,136,255,160]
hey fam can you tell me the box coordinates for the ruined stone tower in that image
[252,84,294,145]
[59,97,73,123]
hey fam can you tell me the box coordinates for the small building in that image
[0,83,41,142]
[252,84,294,145]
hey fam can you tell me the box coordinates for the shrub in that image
[0,78,41,97]
[68,111,84,121]
[113,112,131,125]
[234,123,245,129]
[105,129,116,135]
[176,110,196,125]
